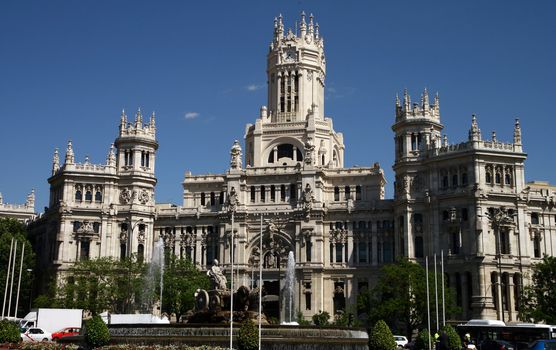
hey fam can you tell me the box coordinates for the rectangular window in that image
[335,243,343,263]
[306,240,312,262]
[80,241,90,261]
[358,242,367,263]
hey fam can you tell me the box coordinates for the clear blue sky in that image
[1,0,555,210]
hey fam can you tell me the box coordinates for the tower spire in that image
[403,88,410,111]
[300,11,306,37]
[422,87,429,109]
[150,111,156,129]
[308,13,314,35]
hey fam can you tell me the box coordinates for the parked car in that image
[394,335,409,348]
[528,340,556,350]
[51,327,81,340]
[20,327,52,342]
[480,339,514,350]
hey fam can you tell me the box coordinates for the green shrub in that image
[237,318,258,350]
[414,329,432,350]
[441,325,461,350]
[0,319,20,343]
[85,315,110,348]
[312,310,330,326]
[368,320,396,350]
[296,310,311,326]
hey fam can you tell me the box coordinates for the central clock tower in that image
[267,12,326,122]
[244,13,344,168]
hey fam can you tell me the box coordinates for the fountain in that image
[84,253,368,349]
[141,239,164,314]
[282,251,297,325]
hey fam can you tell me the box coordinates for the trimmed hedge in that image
[85,315,111,348]
[237,318,258,350]
[414,329,432,350]
[0,319,20,343]
[441,325,462,350]
[368,320,396,350]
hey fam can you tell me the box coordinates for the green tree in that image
[358,258,458,338]
[161,255,210,322]
[56,256,146,314]
[368,320,396,350]
[519,255,556,323]
[0,218,35,317]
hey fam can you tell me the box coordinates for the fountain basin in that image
[105,323,368,349]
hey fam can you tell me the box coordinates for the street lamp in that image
[485,206,516,322]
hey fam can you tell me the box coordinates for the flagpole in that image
[426,256,431,350]
[2,238,14,319]
[258,213,263,350]
[434,253,439,331]
[441,249,445,327]
[15,243,25,318]
[230,211,235,350]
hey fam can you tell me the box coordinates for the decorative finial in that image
[26,189,35,208]
[150,111,156,129]
[135,107,143,127]
[513,118,522,145]
[52,148,60,174]
[403,88,410,111]
[395,93,401,107]
[492,131,497,142]
[442,134,448,147]
[107,143,116,166]
[84,155,90,164]
[315,23,320,39]
[433,92,440,111]
[468,114,481,141]
[422,87,429,108]
[120,109,127,131]
[65,140,75,164]
[300,11,307,37]
[308,13,314,34]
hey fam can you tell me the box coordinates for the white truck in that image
[19,308,83,334]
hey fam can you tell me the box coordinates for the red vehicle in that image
[51,327,81,340]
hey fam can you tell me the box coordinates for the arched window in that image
[280,185,286,201]
[250,186,256,202]
[345,186,351,200]
[355,185,362,200]
[486,172,492,183]
[442,176,448,189]
[200,192,206,206]
[505,173,512,185]
[85,191,92,201]
[260,185,266,202]
[452,174,458,187]
[219,191,224,205]
[270,185,276,202]
[210,192,215,206]
[75,190,82,201]
[334,186,340,201]
[461,173,468,186]
[495,172,501,184]
[95,191,102,202]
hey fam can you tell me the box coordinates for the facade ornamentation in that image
[138,189,150,204]
[230,140,242,169]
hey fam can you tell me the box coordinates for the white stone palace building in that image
[28,13,556,323]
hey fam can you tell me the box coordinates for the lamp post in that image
[485,206,516,322]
